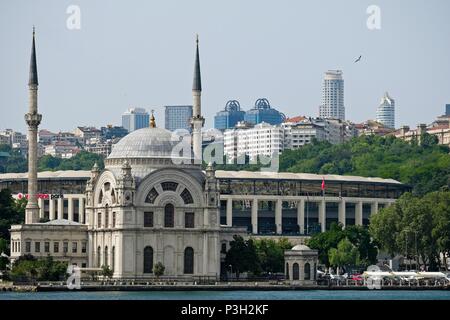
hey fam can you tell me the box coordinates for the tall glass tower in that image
[244,98,285,125]
[121,107,149,132]
[319,70,345,121]
[165,105,193,132]
[376,92,395,129]
[214,100,245,131]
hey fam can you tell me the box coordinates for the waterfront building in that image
[214,100,246,131]
[121,108,149,132]
[164,105,193,132]
[376,92,395,129]
[319,70,345,121]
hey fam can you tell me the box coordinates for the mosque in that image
[8,31,409,280]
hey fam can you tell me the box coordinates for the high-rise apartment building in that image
[376,92,395,129]
[164,105,193,132]
[121,107,149,132]
[319,70,345,120]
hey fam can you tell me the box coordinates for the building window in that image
[185,212,195,228]
[35,242,40,253]
[72,242,78,254]
[104,246,109,267]
[25,241,31,253]
[82,242,87,253]
[98,212,102,228]
[180,188,194,204]
[293,263,299,280]
[164,203,174,228]
[112,212,116,227]
[63,242,68,253]
[82,263,87,268]
[184,247,194,274]
[286,263,289,279]
[97,246,101,267]
[161,181,178,191]
[54,242,59,253]
[44,242,50,253]
[304,263,311,280]
[143,246,154,273]
[144,212,154,227]
[145,187,159,204]
[111,246,115,271]
[105,211,109,228]
[221,243,227,254]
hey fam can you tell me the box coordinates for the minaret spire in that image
[190,35,204,164]
[29,27,38,86]
[24,27,42,224]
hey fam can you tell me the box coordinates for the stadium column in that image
[297,198,305,234]
[371,201,378,217]
[68,197,74,221]
[79,198,85,224]
[226,198,233,227]
[38,197,44,219]
[338,199,346,228]
[251,198,258,234]
[355,201,363,226]
[57,197,63,220]
[319,199,326,232]
[49,199,55,220]
[275,199,282,234]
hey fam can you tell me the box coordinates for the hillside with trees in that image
[279,134,450,195]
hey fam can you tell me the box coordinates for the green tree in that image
[0,189,25,244]
[328,238,360,274]
[153,262,165,278]
[225,235,261,278]
[254,238,292,274]
[101,265,113,279]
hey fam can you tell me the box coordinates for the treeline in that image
[279,134,450,195]
[0,144,104,173]
[370,190,450,271]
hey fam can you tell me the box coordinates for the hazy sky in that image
[1,0,449,133]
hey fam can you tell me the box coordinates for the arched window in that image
[293,263,299,280]
[97,246,101,267]
[112,246,115,272]
[286,263,289,279]
[97,212,102,228]
[304,263,311,280]
[111,189,116,203]
[104,246,109,267]
[105,205,109,228]
[112,212,116,227]
[184,247,194,274]
[143,246,154,273]
[145,188,159,204]
[161,181,178,191]
[164,203,174,228]
[98,190,103,204]
[180,188,194,204]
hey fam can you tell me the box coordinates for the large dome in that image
[108,127,183,160]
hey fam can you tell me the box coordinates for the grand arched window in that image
[164,204,174,228]
[293,263,299,280]
[304,263,311,280]
[104,246,109,267]
[286,263,289,279]
[97,246,101,267]
[112,246,115,271]
[143,246,154,273]
[184,247,194,274]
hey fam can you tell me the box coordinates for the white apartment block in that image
[376,92,395,129]
[319,70,345,121]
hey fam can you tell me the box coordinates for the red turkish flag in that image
[321,178,325,191]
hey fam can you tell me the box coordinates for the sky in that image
[0,0,449,133]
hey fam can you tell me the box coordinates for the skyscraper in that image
[121,107,149,132]
[214,100,245,131]
[376,92,395,129]
[319,70,345,121]
[244,98,285,125]
[165,105,193,132]
[446,104,450,116]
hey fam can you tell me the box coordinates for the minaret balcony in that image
[25,113,42,127]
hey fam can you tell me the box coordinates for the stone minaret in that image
[191,35,204,164]
[24,28,42,224]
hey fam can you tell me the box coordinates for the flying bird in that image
[354,55,362,63]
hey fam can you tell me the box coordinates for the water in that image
[1,290,450,300]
